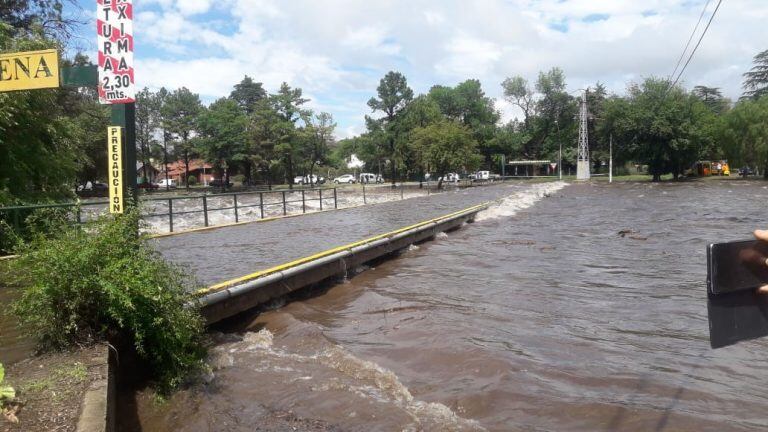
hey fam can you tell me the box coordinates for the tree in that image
[428,80,499,165]
[230,76,267,184]
[155,88,173,190]
[501,76,535,127]
[0,24,85,204]
[1,0,78,39]
[270,83,309,188]
[230,75,267,115]
[162,88,202,190]
[601,78,712,181]
[196,98,247,191]
[717,96,768,178]
[693,85,729,114]
[367,71,414,185]
[501,69,577,162]
[300,112,336,186]
[249,98,283,187]
[135,88,159,185]
[411,121,482,189]
[743,49,768,100]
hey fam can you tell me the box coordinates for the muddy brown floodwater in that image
[133,180,768,431]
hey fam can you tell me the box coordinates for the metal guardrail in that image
[0,176,553,236]
[0,186,341,234]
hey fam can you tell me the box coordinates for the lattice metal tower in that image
[576,89,590,180]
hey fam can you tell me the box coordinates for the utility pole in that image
[576,89,590,180]
[501,154,506,177]
[609,134,613,184]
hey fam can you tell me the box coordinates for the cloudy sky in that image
[69,0,767,138]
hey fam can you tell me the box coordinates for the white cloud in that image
[119,0,768,137]
[435,34,502,78]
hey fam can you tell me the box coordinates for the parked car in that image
[474,170,491,181]
[157,178,177,188]
[439,173,460,183]
[137,181,159,190]
[334,174,356,184]
[209,178,232,188]
[76,181,109,197]
[359,173,383,184]
[296,174,325,185]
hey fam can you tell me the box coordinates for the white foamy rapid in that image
[476,181,568,222]
[210,328,486,431]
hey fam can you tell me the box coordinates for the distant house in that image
[166,159,214,185]
[137,162,160,183]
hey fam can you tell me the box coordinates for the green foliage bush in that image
[187,175,198,186]
[12,208,207,392]
[231,174,246,185]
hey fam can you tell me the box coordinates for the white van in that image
[158,178,177,188]
[359,173,382,184]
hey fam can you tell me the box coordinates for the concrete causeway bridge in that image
[152,184,523,324]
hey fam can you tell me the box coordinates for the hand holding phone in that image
[755,229,768,294]
[707,229,768,348]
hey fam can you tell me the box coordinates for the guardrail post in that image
[202,195,209,227]
[333,187,338,209]
[301,190,306,213]
[363,184,366,204]
[76,206,82,225]
[319,188,323,211]
[13,209,20,234]
[400,185,404,200]
[233,194,239,223]
[168,199,174,232]
[282,191,287,215]
[259,192,265,219]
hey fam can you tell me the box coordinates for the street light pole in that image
[609,134,613,184]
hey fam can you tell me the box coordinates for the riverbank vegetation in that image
[10,208,207,393]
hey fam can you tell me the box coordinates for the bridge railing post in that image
[233,194,239,223]
[319,188,323,211]
[400,184,404,200]
[301,190,306,213]
[333,187,337,209]
[282,191,287,216]
[259,192,264,219]
[363,184,366,204]
[168,198,174,232]
[202,195,209,227]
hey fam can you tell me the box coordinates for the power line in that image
[668,0,713,82]
[666,0,724,96]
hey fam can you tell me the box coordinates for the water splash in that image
[476,181,568,222]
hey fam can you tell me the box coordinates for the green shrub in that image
[187,175,197,186]
[12,207,207,393]
[231,174,245,185]
[0,363,15,402]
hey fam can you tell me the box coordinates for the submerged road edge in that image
[195,202,490,324]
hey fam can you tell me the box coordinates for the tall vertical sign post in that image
[98,0,136,212]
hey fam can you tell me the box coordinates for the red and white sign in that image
[97,0,134,104]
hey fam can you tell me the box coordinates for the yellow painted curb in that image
[196,202,490,296]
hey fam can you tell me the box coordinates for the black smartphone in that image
[707,239,768,348]
[707,239,768,295]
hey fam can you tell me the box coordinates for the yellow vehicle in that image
[711,160,730,176]
[692,161,712,176]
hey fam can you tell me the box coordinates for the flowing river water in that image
[79,181,768,430]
